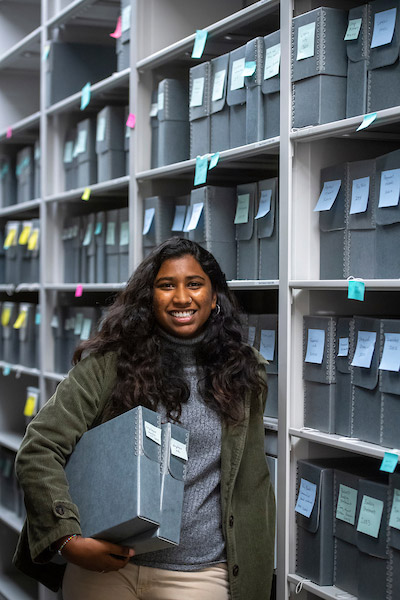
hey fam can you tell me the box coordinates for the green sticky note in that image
[194,155,209,186]
[336,484,358,525]
[380,452,399,473]
[234,194,250,224]
[80,82,91,110]
[209,152,220,170]
[344,17,362,41]
[192,29,208,59]
[357,494,384,538]
[389,489,400,530]
[348,279,365,301]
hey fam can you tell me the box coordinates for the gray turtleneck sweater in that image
[132,329,226,571]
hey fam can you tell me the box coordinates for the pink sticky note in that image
[6,128,12,139]
[110,16,122,39]
[126,113,136,128]
[75,284,83,298]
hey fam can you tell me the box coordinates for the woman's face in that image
[153,254,217,338]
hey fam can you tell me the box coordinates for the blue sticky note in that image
[379,168,400,208]
[380,452,399,473]
[357,495,384,538]
[295,478,317,518]
[191,29,208,59]
[314,180,341,212]
[3,366,10,376]
[356,112,377,131]
[244,61,257,77]
[255,190,272,219]
[260,330,275,361]
[371,8,397,48]
[95,222,103,235]
[338,337,349,357]
[305,328,325,364]
[35,312,41,325]
[350,176,370,214]
[379,333,400,372]
[80,82,91,110]
[194,155,209,186]
[209,152,220,170]
[348,279,365,301]
[171,205,187,231]
[351,330,376,368]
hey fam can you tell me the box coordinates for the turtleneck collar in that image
[157,326,206,366]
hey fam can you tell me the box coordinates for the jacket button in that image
[229,515,234,527]
[233,564,239,577]
[55,505,65,516]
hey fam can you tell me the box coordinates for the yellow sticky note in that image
[13,310,27,329]
[24,395,37,417]
[1,308,11,327]
[81,187,91,201]
[4,228,16,249]
[19,225,32,245]
[28,229,39,251]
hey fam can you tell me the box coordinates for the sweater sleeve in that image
[15,351,117,563]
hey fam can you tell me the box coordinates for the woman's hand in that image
[58,536,135,572]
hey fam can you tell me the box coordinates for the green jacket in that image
[13,350,275,599]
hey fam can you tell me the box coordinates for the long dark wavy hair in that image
[73,237,267,424]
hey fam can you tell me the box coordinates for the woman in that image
[13,237,275,600]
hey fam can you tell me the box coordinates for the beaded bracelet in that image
[57,534,79,556]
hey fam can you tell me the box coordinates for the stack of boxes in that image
[3,220,40,285]
[0,302,40,369]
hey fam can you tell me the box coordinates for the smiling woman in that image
[14,237,275,600]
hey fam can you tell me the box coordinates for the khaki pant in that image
[62,562,230,600]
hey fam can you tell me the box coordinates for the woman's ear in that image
[211,292,217,310]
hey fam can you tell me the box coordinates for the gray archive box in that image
[18,303,36,369]
[16,147,34,204]
[4,221,22,285]
[345,4,371,118]
[33,141,40,199]
[20,219,40,284]
[45,41,117,107]
[375,149,400,279]
[96,106,125,183]
[128,422,189,553]
[105,209,119,283]
[319,162,348,279]
[351,316,382,445]
[245,37,264,144]
[94,211,106,284]
[51,307,67,374]
[142,196,177,257]
[2,302,19,364]
[347,158,376,279]
[76,118,97,188]
[296,459,334,585]
[65,406,161,543]
[334,317,354,437]
[379,319,400,449]
[0,447,17,513]
[149,93,158,170]
[262,30,280,140]
[210,53,230,153]
[189,61,211,159]
[157,79,189,167]
[63,129,77,191]
[303,315,336,433]
[264,430,278,457]
[292,8,348,128]
[63,217,82,283]
[124,105,130,175]
[0,155,16,207]
[227,45,247,149]
[81,214,96,284]
[188,186,237,281]
[257,314,278,419]
[236,182,258,280]
[356,477,389,600]
[258,178,279,280]
[116,0,131,71]
[389,472,400,600]
[368,0,400,112]
[118,207,129,282]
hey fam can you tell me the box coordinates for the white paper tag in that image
[350,176,370,214]
[338,337,349,357]
[80,318,92,341]
[260,329,275,361]
[121,5,131,33]
[351,331,377,368]
[255,189,272,219]
[75,129,88,155]
[305,328,325,364]
[106,222,116,246]
[144,421,162,445]
[212,69,226,101]
[158,92,164,112]
[96,117,106,142]
[230,58,245,91]
[297,22,316,61]
[264,43,281,80]
[64,141,74,164]
[171,205,187,231]
[143,207,155,235]
[119,221,129,246]
[190,77,205,107]
[149,103,158,117]
[170,438,188,461]
[186,202,204,231]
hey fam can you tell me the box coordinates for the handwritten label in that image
[338,337,349,357]
[255,189,272,219]
[295,478,317,518]
[192,29,208,59]
[350,176,370,214]
[305,328,325,364]
[234,194,250,224]
[171,205,187,231]
[336,484,358,525]
[345,18,362,41]
[144,421,162,445]
[170,438,188,460]
[297,22,316,61]
[314,180,341,212]
[379,168,400,208]
[389,488,400,530]
[379,333,400,372]
[244,61,256,77]
[357,495,384,538]
[371,8,397,48]
[190,77,205,107]
[230,58,245,91]
[186,202,204,231]
[351,331,377,368]
[260,330,276,361]
[264,43,281,80]
[212,69,226,101]
[380,451,399,473]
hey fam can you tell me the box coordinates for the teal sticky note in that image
[389,488,400,530]
[80,82,91,111]
[348,279,365,301]
[356,112,377,131]
[295,478,317,518]
[234,194,250,224]
[35,311,41,325]
[209,152,220,170]
[336,484,358,525]
[94,222,103,235]
[380,452,399,473]
[244,61,257,77]
[191,29,208,59]
[2,366,10,376]
[194,155,208,186]
[357,494,384,538]
[42,44,51,61]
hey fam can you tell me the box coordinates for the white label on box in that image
[64,141,74,164]
[106,222,116,246]
[357,495,384,538]
[336,484,358,525]
[234,194,250,224]
[121,5,131,32]
[371,8,397,48]
[212,69,226,101]
[190,77,205,107]
[379,168,400,208]
[171,205,187,231]
[149,103,158,117]
[305,328,325,364]
[144,421,162,445]
[344,18,362,41]
[82,223,93,246]
[351,331,377,368]
[80,318,92,341]
[295,478,317,518]
[248,326,256,347]
[74,313,84,335]
[75,129,87,155]
[50,315,59,328]
[350,176,370,214]
[186,202,204,231]
[314,180,341,212]
[96,117,106,142]
[379,332,400,372]
[260,329,275,361]
[120,221,129,246]
[170,438,188,461]
[158,92,164,112]
[142,207,155,235]
[264,43,281,79]
[230,58,245,90]
[389,489,400,530]
[338,337,349,357]
[255,189,272,219]
[297,22,316,61]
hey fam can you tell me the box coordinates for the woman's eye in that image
[188,282,201,289]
